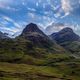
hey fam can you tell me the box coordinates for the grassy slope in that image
[0,61,80,80]
[0,39,80,80]
[0,53,80,80]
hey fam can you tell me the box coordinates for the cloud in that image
[28,12,35,19]
[0,0,80,36]
[61,0,72,13]
[0,15,23,36]
[0,23,19,35]
[61,0,80,16]
[27,7,36,12]
[2,15,21,28]
[0,0,13,8]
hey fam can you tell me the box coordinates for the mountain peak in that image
[27,23,37,28]
[22,23,41,33]
[50,27,80,45]
[60,27,73,33]
[21,23,46,36]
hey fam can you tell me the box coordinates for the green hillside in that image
[0,38,80,80]
[0,24,80,80]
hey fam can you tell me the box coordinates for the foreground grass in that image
[0,62,62,80]
[0,61,80,80]
[0,49,80,80]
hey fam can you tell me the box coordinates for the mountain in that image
[45,23,65,35]
[0,23,68,62]
[21,23,44,34]
[50,27,80,57]
[20,23,52,48]
[19,23,66,52]
[0,31,9,39]
[0,23,80,80]
[50,27,80,46]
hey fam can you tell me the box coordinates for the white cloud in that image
[36,2,39,7]
[0,15,23,36]
[27,7,36,12]
[61,0,73,13]
[54,13,61,18]
[28,12,35,19]
[0,23,19,34]
[0,0,20,11]
[60,12,69,18]
[2,16,21,28]
[0,0,13,8]
[61,0,80,16]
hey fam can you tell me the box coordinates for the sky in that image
[0,0,80,36]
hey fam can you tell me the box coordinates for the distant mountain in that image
[0,31,9,39]
[50,27,80,46]
[45,23,65,35]
[50,27,80,57]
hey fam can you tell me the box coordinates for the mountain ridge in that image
[18,23,66,53]
[0,23,80,80]
[50,27,80,45]
[50,27,80,57]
